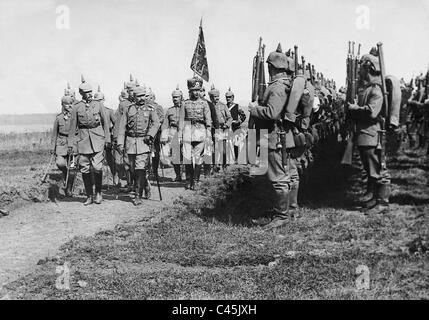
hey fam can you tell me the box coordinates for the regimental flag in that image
[190,18,209,82]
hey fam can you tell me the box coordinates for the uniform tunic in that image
[52,111,71,171]
[350,79,390,184]
[178,98,212,165]
[68,100,110,173]
[249,72,292,215]
[117,103,159,170]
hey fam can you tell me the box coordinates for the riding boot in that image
[65,172,75,197]
[173,164,182,182]
[82,173,93,206]
[133,170,143,205]
[185,164,194,190]
[143,170,151,199]
[194,164,202,189]
[93,171,103,204]
[365,183,390,214]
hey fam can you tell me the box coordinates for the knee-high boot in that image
[93,171,103,204]
[82,173,93,206]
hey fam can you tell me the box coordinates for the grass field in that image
[4,145,428,299]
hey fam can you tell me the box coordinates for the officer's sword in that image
[41,153,55,184]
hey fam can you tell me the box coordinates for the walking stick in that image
[150,144,162,201]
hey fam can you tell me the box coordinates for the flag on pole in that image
[190,18,209,82]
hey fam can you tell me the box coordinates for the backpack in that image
[384,75,402,127]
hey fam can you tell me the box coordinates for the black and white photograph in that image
[0,0,428,304]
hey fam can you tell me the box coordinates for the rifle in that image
[308,63,314,85]
[341,41,359,165]
[376,42,388,171]
[294,45,299,76]
[249,37,264,129]
[41,152,55,184]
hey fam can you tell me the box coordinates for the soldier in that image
[208,84,233,170]
[225,87,246,160]
[117,86,160,205]
[94,86,117,186]
[161,85,184,181]
[51,95,75,197]
[248,44,294,229]
[347,50,391,212]
[147,88,164,177]
[68,76,111,205]
[178,76,212,190]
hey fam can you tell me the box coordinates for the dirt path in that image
[0,168,186,288]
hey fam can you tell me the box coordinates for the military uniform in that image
[51,96,75,196]
[68,78,111,205]
[226,90,247,162]
[161,86,183,181]
[178,77,212,190]
[348,53,391,209]
[148,91,164,176]
[117,86,160,204]
[249,45,295,227]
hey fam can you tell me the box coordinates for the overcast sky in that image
[0,0,428,114]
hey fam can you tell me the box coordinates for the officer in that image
[178,76,212,190]
[225,87,247,160]
[208,84,232,170]
[347,50,391,212]
[51,95,75,197]
[94,86,117,186]
[68,76,111,205]
[248,44,294,229]
[117,86,160,205]
[147,88,164,177]
[161,85,184,181]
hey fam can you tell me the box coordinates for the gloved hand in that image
[144,136,153,145]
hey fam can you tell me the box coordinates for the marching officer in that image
[147,88,164,177]
[178,76,212,190]
[248,44,294,229]
[117,86,160,205]
[347,50,391,212]
[68,76,111,205]
[208,84,233,170]
[94,86,117,186]
[161,85,184,182]
[51,95,76,197]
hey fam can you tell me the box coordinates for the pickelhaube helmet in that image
[61,95,74,104]
[225,87,234,97]
[172,85,183,97]
[267,43,294,72]
[94,85,105,100]
[126,74,136,89]
[133,86,146,97]
[208,84,220,97]
[78,75,92,92]
[64,82,75,96]
[187,76,203,91]
[360,48,380,73]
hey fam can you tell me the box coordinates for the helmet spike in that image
[81,74,85,83]
[130,74,133,82]
[276,43,282,53]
